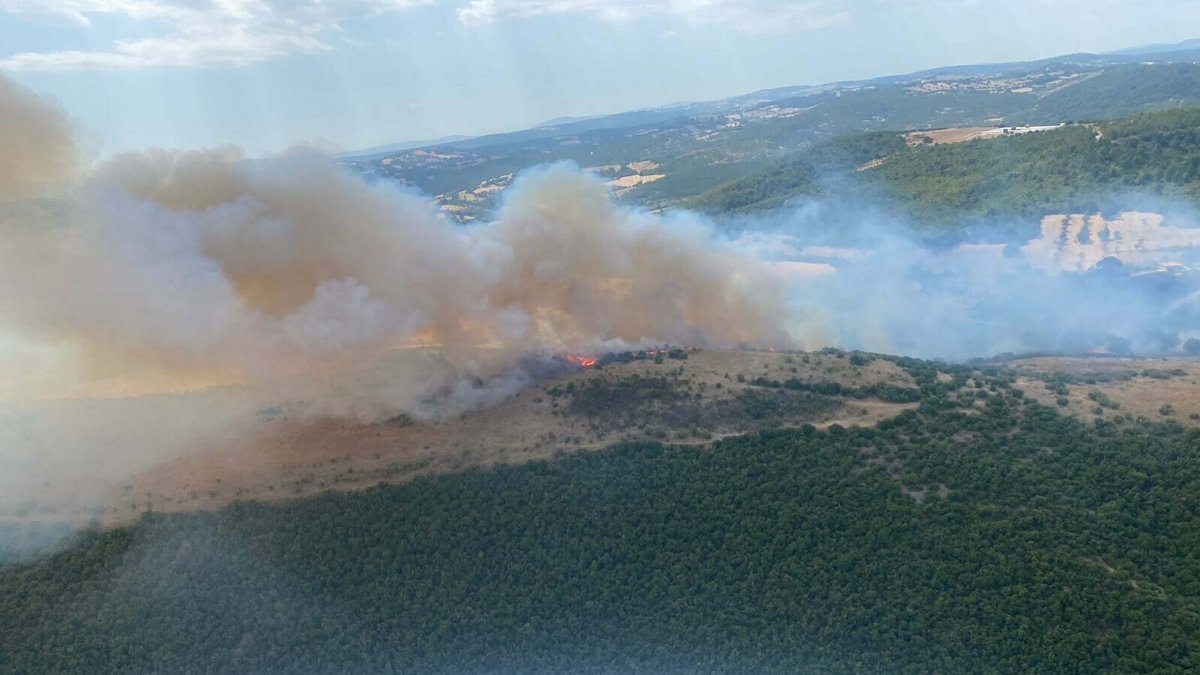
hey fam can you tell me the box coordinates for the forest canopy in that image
[2,356,1199,673]
[686,106,1200,230]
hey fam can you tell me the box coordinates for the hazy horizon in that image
[1,1,1197,157]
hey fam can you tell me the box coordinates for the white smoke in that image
[741,198,1200,360]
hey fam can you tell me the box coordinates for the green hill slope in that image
[3,357,1200,673]
[1017,63,1200,122]
[686,107,1200,229]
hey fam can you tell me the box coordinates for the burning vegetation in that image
[561,346,697,369]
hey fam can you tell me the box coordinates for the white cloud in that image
[456,0,852,32]
[0,0,429,71]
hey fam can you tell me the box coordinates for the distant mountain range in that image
[1107,37,1200,55]
[338,135,472,160]
[344,40,1200,223]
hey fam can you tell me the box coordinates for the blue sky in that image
[0,0,1196,157]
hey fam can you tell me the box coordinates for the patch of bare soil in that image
[904,127,996,146]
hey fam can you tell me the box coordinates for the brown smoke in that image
[0,76,792,397]
[0,73,797,517]
[0,76,78,202]
[0,73,792,410]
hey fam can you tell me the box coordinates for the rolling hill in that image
[0,349,920,530]
[5,352,1200,672]
[685,106,1200,231]
[345,50,1200,221]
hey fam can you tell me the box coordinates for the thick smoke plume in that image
[4,149,789,386]
[0,74,792,523]
[0,76,77,202]
[0,77,788,408]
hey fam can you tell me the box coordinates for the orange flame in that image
[564,353,598,368]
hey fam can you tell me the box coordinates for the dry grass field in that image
[904,127,997,146]
[1010,355,1200,423]
[107,349,917,522]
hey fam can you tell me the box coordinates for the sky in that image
[0,0,1196,157]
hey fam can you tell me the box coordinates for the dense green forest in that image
[686,106,1200,229]
[1013,63,1200,123]
[3,356,1200,673]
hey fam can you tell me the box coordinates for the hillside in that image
[345,54,1200,221]
[4,352,1200,672]
[10,13,1200,675]
[686,106,1200,229]
[0,349,921,529]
